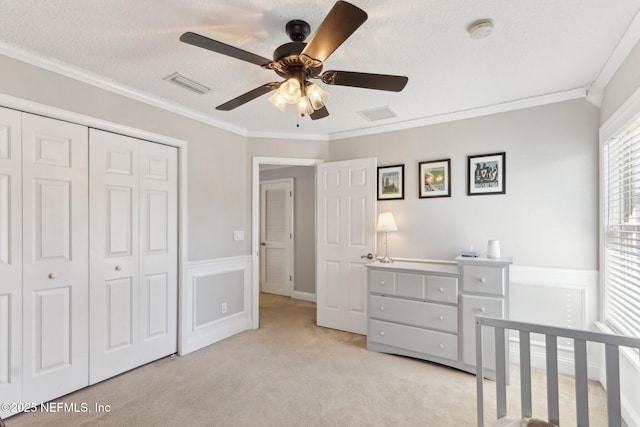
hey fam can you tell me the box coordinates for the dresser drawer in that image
[369,295,458,333]
[461,265,505,296]
[395,272,424,298]
[425,275,458,303]
[369,269,395,294]
[369,319,458,361]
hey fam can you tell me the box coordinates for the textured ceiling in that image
[1,0,639,139]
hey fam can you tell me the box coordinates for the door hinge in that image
[289,275,292,281]
[290,191,292,197]
[290,233,292,239]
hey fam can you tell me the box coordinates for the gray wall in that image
[601,38,640,124]
[0,53,328,262]
[259,166,316,294]
[329,99,600,270]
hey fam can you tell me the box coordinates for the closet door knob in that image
[48,273,57,279]
[115,265,122,271]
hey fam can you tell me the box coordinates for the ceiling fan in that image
[179,0,408,120]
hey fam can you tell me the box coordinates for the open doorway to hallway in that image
[258,164,317,301]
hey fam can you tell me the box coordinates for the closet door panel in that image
[21,113,88,405]
[89,129,140,384]
[139,142,177,360]
[0,107,22,415]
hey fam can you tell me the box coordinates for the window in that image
[603,114,640,338]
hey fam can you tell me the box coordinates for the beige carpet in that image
[5,294,611,426]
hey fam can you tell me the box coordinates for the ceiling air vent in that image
[357,106,398,122]
[164,72,211,95]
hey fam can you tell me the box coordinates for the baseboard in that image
[292,291,316,302]
[182,312,252,355]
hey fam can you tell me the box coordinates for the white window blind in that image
[604,115,640,338]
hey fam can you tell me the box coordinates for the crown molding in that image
[592,9,640,91]
[0,42,248,137]
[328,88,587,141]
[0,42,590,142]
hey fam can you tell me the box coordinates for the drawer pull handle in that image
[48,273,57,279]
[479,307,486,313]
[438,343,444,349]
[115,265,122,271]
[379,306,385,312]
[380,281,385,286]
[439,315,444,321]
[438,287,444,293]
[379,331,385,336]
[480,278,487,283]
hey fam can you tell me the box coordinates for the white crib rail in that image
[475,316,640,427]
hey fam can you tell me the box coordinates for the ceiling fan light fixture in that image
[306,83,329,110]
[268,91,287,112]
[280,78,302,104]
[297,96,314,116]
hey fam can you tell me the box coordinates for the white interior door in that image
[0,107,22,414]
[89,129,177,384]
[138,139,178,363]
[260,179,293,297]
[21,113,89,404]
[316,158,376,335]
[89,129,141,383]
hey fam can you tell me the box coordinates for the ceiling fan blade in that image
[320,71,408,92]
[180,32,272,67]
[216,83,279,111]
[310,105,329,120]
[300,1,367,65]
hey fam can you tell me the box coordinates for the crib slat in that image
[495,326,507,419]
[519,331,532,419]
[574,338,589,427]
[545,335,560,425]
[605,344,622,426]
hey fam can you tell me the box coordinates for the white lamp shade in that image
[377,212,397,232]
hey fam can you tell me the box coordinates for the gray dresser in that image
[366,256,512,374]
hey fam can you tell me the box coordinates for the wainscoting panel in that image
[182,256,252,355]
[509,265,598,377]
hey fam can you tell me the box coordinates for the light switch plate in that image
[233,230,245,241]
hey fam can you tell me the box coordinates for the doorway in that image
[252,157,323,329]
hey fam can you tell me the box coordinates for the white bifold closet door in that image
[21,113,90,404]
[0,107,23,411]
[89,129,177,384]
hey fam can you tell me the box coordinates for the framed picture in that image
[418,159,451,198]
[377,164,404,200]
[467,152,506,195]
